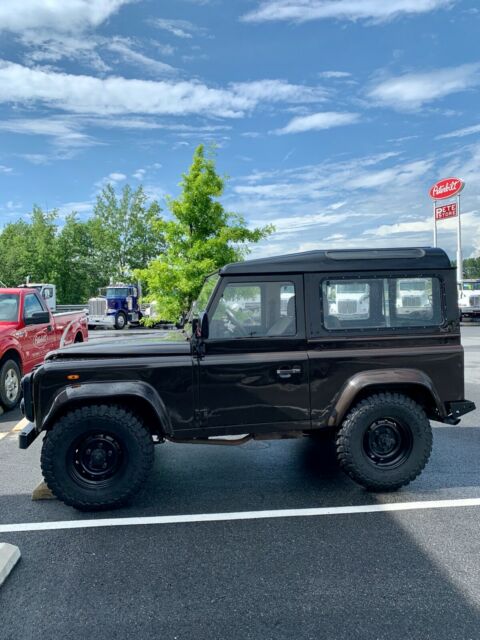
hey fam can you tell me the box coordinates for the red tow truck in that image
[0,288,88,411]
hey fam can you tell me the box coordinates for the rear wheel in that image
[336,393,432,491]
[115,312,127,330]
[41,404,155,510]
[0,359,21,410]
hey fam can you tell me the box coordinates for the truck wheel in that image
[0,359,21,410]
[115,312,127,330]
[336,393,432,492]
[40,404,155,510]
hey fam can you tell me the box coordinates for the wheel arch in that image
[41,381,171,437]
[328,369,445,427]
[0,348,23,374]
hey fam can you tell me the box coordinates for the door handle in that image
[276,367,301,379]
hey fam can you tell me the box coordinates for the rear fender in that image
[41,381,172,436]
[328,368,445,427]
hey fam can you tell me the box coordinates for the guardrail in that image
[56,304,89,313]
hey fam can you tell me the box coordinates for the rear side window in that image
[322,277,442,331]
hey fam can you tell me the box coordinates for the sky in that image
[0,0,479,260]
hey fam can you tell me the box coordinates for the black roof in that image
[220,247,452,275]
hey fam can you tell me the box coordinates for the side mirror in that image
[192,312,209,340]
[24,311,50,325]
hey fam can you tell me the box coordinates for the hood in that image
[0,323,19,337]
[45,336,191,361]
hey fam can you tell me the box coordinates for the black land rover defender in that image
[20,247,475,510]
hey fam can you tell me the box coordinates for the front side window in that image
[209,281,296,339]
[23,293,44,319]
[322,277,442,331]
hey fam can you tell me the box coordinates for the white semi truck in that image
[458,280,480,320]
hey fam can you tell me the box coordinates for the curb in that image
[0,543,21,587]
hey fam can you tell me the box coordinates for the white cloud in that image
[151,18,206,39]
[242,0,454,23]
[230,80,327,104]
[0,0,131,33]
[368,63,480,110]
[108,172,126,182]
[0,61,331,118]
[318,70,351,78]
[133,169,146,180]
[276,111,360,134]
[0,165,13,174]
[21,32,111,72]
[107,39,177,76]
[0,117,96,149]
[437,123,480,140]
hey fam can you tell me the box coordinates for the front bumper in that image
[19,422,38,449]
[88,315,115,327]
[460,307,480,317]
[443,400,476,424]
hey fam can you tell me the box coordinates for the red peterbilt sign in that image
[435,203,457,221]
[429,177,464,200]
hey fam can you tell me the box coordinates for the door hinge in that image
[194,409,208,426]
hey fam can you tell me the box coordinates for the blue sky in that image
[0,0,479,259]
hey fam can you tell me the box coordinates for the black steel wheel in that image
[336,393,432,491]
[41,404,154,510]
[363,418,413,468]
[69,432,124,487]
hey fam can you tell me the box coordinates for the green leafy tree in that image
[463,257,480,279]
[0,219,33,285]
[0,206,57,285]
[54,213,104,304]
[89,184,164,282]
[138,145,274,321]
[29,206,58,282]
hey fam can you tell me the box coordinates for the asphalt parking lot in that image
[0,328,479,639]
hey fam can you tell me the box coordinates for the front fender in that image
[41,381,172,435]
[328,368,445,427]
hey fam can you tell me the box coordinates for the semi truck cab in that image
[88,284,141,330]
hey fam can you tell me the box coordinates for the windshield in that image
[399,281,427,291]
[337,283,368,294]
[106,287,129,298]
[462,282,480,291]
[0,294,19,322]
[190,273,220,319]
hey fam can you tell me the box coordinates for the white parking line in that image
[1,497,479,534]
[12,418,29,432]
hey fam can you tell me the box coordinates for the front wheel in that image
[115,312,127,330]
[0,359,21,410]
[41,405,155,510]
[336,393,432,492]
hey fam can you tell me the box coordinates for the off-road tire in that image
[41,404,154,511]
[115,312,127,330]
[0,359,21,410]
[336,393,432,492]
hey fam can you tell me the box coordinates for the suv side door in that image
[196,274,310,434]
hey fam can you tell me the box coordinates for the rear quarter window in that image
[322,276,443,331]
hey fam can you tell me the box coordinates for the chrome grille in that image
[470,295,480,307]
[402,296,422,307]
[89,298,107,316]
[338,300,357,315]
